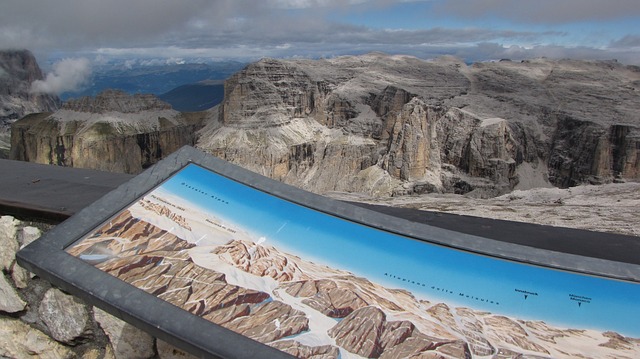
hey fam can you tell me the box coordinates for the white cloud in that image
[30,58,92,95]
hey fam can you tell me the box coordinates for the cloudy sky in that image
[2,0,639,66]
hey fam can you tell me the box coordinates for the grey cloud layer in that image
[435,0,640,23]
[0,0,638,64]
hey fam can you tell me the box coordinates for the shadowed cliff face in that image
[197,54,640,197]
[0,50,60,158]
[0,50,60,120]
[10,90,208,173]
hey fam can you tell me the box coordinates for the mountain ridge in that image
[197,54,640,197]
[0,50,60,157]
[8,53,640,198]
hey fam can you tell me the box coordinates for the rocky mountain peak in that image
[0,50,44,89]
[62,89,172,113]
[198,54,640,197]
[1,49,60,157]
[0,50,60,120]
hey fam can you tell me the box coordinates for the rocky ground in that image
[329,181,640,237]
[0,216,197,359]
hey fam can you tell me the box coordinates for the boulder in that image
[38,288,92,344]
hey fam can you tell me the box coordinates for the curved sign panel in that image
[18,147,640,359]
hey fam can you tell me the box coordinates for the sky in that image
[1,0,639,67]
[157,163,640,337]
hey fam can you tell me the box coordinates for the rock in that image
[0,50,60,157]
[381,98,440,182]
[157,340,199,359]
[0,317,73,359]
[104,345,117,359]
[270,340,339,359]
[0,50,60,120]
[11,260,31,288]
[197,55,640,197]
[63,89,171,113]
[10,90,209,174]
[81,348,103,359]
[93,307,155,359]
[18,225,42,247]
[11,225,41,288]
[38,288,92,344]
[549,118,640,187]
[84,344,116,359]
[0,215,19,271]
[0,273,26,313]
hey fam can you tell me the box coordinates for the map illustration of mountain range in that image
[67,164,640,359]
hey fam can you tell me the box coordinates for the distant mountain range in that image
[9,53,640,197]
[158,80,224,112]
[61,62,245,111]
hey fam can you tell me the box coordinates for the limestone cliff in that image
[10,90,207,173]
[0,50,60,157]
[9,54,639,196]
[197,54,640,197]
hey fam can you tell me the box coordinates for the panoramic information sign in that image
[18,147,640,359]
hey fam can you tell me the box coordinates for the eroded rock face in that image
[63,89,171,113]
[0,50,60,157]
[10,90,208,173]
[197,54,640,197]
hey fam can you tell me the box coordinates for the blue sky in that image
[159,163,640,337]
[1,0,639,66]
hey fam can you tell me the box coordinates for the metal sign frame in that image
[17,146,640,358]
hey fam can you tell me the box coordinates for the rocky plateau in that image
[7,52,640,197]
[10,89,209,173]
[196,53,640,197]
